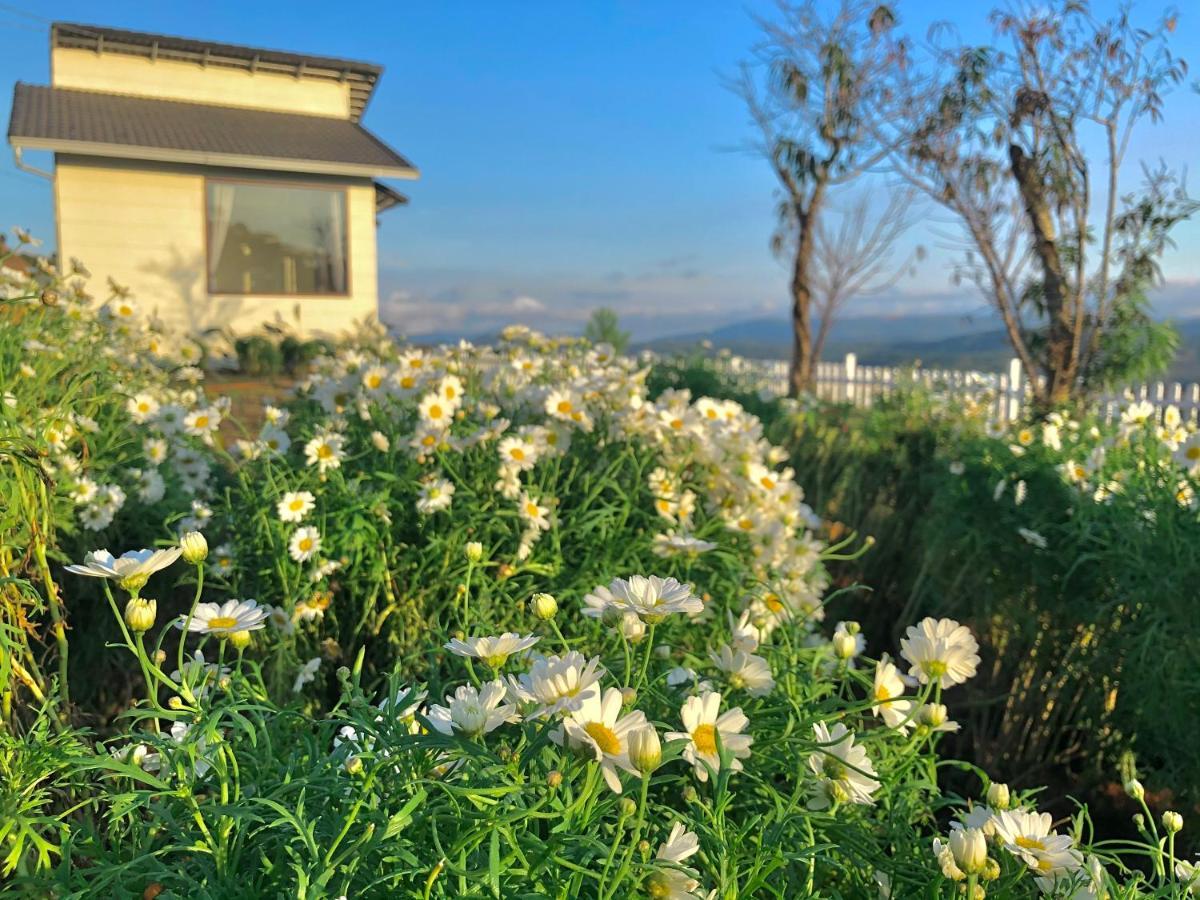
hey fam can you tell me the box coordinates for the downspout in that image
[12,146,52,180]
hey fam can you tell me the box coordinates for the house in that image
[6,22,418,335]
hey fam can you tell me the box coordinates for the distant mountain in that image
[640,314,1200,383]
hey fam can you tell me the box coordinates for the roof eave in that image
[10,135,420,180]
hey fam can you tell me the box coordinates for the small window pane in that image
[207,182,347,295]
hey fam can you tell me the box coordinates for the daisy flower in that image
[293,657,322,693]
[807,721,880,809]
[183,407,221,440]
[558,686,647,793]
[871,655,914,733]
[288,526,322,563]
[651,532,717,558]
[416,478,455,515]
[65,547,182,593]
[179,598,269,636]
[304,433,345,473]
[277,490,316,523]
[708,644,775,697]
[991,809,1084,886]
[498,436,539,471]
[127,392,159,423]
[427,680,516,738]
[444,633,539,668]
[417,391,455,428]
[666,690,752,782]
[602,575,703,624]
[899,617,980,689]
[645,823,703,899]
[518,493,551,531]
[506,651,605,717]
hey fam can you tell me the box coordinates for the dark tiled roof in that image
[53,22,383,120]
[8,83,417,179]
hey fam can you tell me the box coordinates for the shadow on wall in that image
[138,248,266,334]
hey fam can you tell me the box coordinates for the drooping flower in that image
[666,690,752,782]
[899,617,980,689]
[644,823,704,899]
[807,721,880,809]
[178,598,269,636]
[445,633,539,668]
[65,547,182,593]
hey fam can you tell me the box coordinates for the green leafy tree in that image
[583,307,631,353]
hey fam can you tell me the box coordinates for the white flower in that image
[445,633,539,668]
[304,433,345,473]
[65,547,182,593]
[416,478,455,515]
[518,493,551,531]
[183,406,221,439]
[179,598,269,636]
[807,721,880,809]
[505,651,605,717]
[709,644,775,697]
[1018,527,1047,549]
[871,655,915,733]
[288,526,322,563]
[499,436,539,471]
[602,575,703,623]
[991,809,1083,886]
[127,392,159,423]
[427,680,516,738]
[666,690,752,782]
[558,686,647,793]
[645,822,703,899]
[293,657,322,693]
[277,491,316,523]
[651,532,717,558]
[899,617,980,689]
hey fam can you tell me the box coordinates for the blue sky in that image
[2,0,1198,338]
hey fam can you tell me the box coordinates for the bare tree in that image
[733,1,899,395]
[806,187,922,365]
[878,1,1193,408]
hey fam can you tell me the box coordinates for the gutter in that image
[11,146,53,180]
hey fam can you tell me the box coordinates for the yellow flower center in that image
[317,445,333,459]
[428,404,444,420]
[289,499,305,511]
[764,594,784,613]
[207,616,239,631]
[400,376,415,389]
[510,447,526,461]
[445,386,457,399]
[692,723,718,755]
[922,660,948,679]
[738,517,754,531]
[1187,447,1200,460]
[556,400,573,414]
[298,538,313,552]
[1015,836,1045,851]
[366,375,382,389]
[760,476,776,490]
[525,503,540,517]
[584,721,621,755]
[194,416,209,429]
[670,418,684,430]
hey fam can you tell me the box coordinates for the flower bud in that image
[919,703,949,728]
[124,597,157,633]
[1125,778,1145,802]
[682,785,698,804]
[981,857,1000,881]
[180,531,208,565]
[1163,811,1183,834]
[465,541,484,563]
[621,687,638,707]
[831,621,861,660]
[530,592,558,620]
[546,770,563,789]
[949,827,988,875]
[986,782,1011,810]
[228,629,252,650]
[168,695,184,710]
[628,724,662,775]
[618,797,637,818]
[344,755,364,776]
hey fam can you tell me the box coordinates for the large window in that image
[206,180,348,296]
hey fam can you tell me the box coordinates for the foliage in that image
[3,239,1199,895]
[583,307,631,354]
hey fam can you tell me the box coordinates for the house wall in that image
[52,47,352,118]
[55,155,379,336]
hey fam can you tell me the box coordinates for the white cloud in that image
[512,295,545,311]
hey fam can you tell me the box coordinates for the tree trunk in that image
[1009,144,1078,407]
[788,191,824,396]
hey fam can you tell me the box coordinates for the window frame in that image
[203,176,352,298]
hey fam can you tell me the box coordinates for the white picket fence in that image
[712,353,1200,425]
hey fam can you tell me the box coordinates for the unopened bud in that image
[919,703,949,728]
[1163,811,1183,834]
[627,724,662,775]
[344,755,364,776]
[986,782,1010,810]
[465,541,484,563]
[40,288,59,307]
[153,649,167,665]
[124,597,157,633]
[227,629,252,650]
[620,687,637,707]
[530,592,557,621]
[618,797,637,818]
[168,696,184,710]
[180,531,208,564]
[948,828,987,875]
[1125,779,1145,802]
[981,857,1000,881]
[546,770,562,789]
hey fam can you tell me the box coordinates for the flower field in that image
[2,238,1199,897]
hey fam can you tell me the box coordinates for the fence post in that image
[1006,357,1022,422]
[844,353,857,404]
